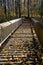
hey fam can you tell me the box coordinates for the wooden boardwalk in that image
[0,19,42,65]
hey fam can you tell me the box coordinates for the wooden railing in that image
[31,18,43,46]
[0,18,23,47]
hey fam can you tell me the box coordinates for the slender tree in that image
[24,0,25,16]
[2,0,6,15]
[19,0,21,17]
[40,0,43,19]
[7,0,11,17]
[27,0,29,17]
[15,0,18,18]
[12,0,15,16]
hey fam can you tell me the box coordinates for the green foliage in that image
[30,0,43,22]
[0,4,17,23]
[0,15,17,23]
[38,0,43,22]
[41,0,43,14]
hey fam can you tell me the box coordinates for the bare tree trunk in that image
[3,0,6,16]
[19,0,21,18]
[24,0,25,16]
[27,0,29,17]
[15,0,18,18]
[7,0,10,17]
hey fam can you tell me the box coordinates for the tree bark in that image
[19,0,21,18]
[27,0,29,17]
[15,0,18,18]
